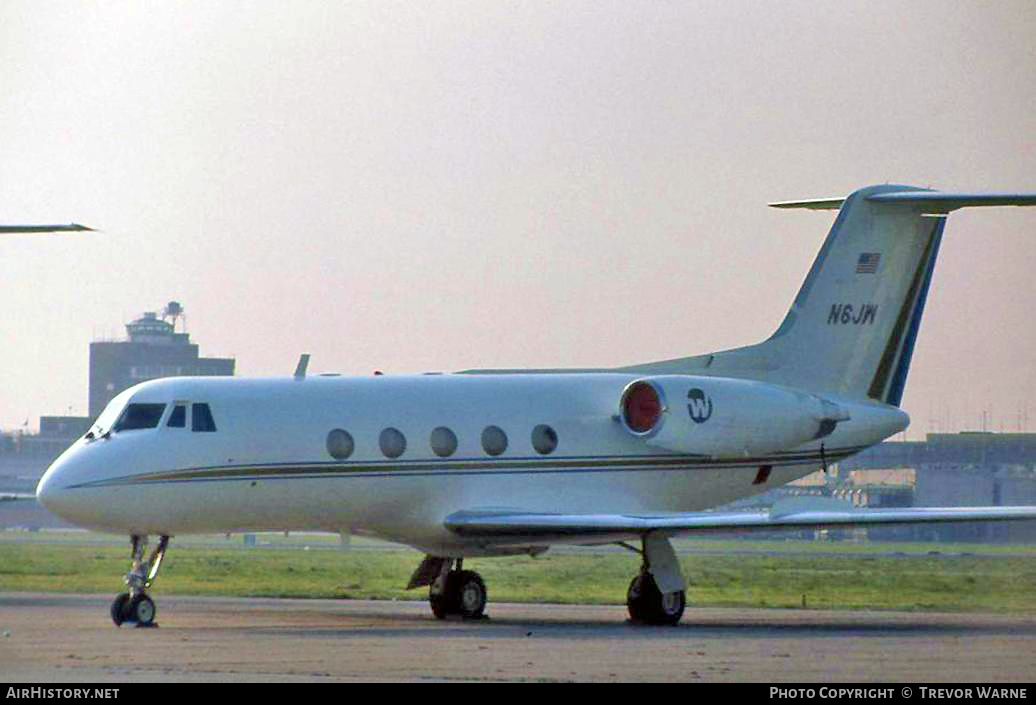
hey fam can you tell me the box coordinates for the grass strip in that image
[1,542,1033,612]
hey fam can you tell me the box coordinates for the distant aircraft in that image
[0,222,92,500]
[0,223,94,234]
[0,493,36,502]
[35,185,1036,627]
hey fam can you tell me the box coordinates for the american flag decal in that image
[856,252,881,273]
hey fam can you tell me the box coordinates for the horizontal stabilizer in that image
[867,192,1036,212]
[0,223,95,234]
[445,506,1036,544]
[768,197,846,210]
[770,191,1036,213]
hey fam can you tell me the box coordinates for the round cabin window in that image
[430,426,458,458]
[531,424,558,455]
[379,427,407,459]
[481,425,508,456]
[326,429,354,460]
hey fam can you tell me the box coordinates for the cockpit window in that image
[89,389,135,437]
[191,403,217,432]
[167,404,187,428]
[113,403,167,432]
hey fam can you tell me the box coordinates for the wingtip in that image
[768,198,846,211]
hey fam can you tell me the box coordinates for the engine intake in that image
[619,380,665,435]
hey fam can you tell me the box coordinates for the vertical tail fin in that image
[764,184,947,405]
[625,184,1036,405]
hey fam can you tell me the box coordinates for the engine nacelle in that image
[618,375,851,457]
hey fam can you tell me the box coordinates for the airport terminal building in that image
[733,432,1036,543]
[842,432,1036,542]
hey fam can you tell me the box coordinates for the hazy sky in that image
[1,1,1034,437]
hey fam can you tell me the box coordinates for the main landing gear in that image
[623,535,687,626]
[408,556,487,619]
[110,535,169,627]
[626,571,685,626]
[408,538,687,626]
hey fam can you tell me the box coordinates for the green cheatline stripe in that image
[68,446,864,488]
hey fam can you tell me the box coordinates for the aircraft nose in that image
[36,442,140,534]
[36,461,60,509]
[36,454,79,519]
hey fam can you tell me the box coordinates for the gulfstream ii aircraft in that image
[36,185,1036,627]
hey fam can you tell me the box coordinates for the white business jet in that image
[36,185,1036,627]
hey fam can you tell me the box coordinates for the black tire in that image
[453,570,487,619]
[129,594,156,626]
[430,591,451,619]
[110,593,131,627]
[626,575,649,622]
[430,570,456,619]
[627,573,685,626]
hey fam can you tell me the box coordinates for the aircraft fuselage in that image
[38,373,906,555]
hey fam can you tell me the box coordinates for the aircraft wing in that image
[444,505,1036,545]
[0,223,94,234]
[0,492,37,502]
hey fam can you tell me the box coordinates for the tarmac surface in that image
[1,593,1034,682]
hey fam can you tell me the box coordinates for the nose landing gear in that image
[110,535,169,627]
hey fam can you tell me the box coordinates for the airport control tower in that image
[88,302,235,418]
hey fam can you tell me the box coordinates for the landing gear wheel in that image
[429,568,456,619]
[111,535,169,627]
[430,590,451,619]
[453,570,487,619]
[627,573,685,626]
[110,593,131,626]
[129,594,156,626]
[656,589,686,626]
[626,575,649,623]
[428,568,487,619]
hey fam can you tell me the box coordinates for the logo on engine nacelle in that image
[687,388,713,423]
